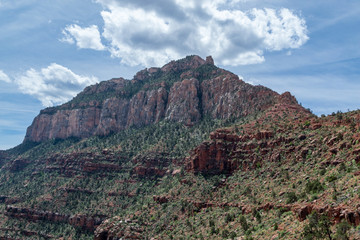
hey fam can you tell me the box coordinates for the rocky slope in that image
[25,55,283,142]
[90,109,360,239]
[3,55,360,239]
[186,91,310,175]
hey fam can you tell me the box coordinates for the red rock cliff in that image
[24,55,294,142]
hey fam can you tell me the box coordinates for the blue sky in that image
[0,0,359,150]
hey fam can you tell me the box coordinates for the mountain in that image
[1,55,360,239]
[25,55,290,142]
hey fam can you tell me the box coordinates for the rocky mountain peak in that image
[24,55,307,143]
[279,91,298,105]
[160,55,206,72]
[205,55,214,65]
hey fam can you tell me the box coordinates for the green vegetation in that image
[302,212,332,240]
[305,179,324,194]
[286,191,298,204]
[302,212,351,240]
[2,85,360,239]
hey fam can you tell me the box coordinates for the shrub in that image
[271,190,277,198]
[209,219,215,227]
[225,213,235,223]
[274,222,278,231]
[286,192,298,204]
[339,162,346,172]
[210,226,219,235]
[350,122,356,133]
[229,231,237,239]
[243,186,252,196]
[255,211,262,223]
[326,174,338,183]
[305,179,324,194]
[277,207,290,217]
[222,229,229,238]
[239,215,249,232]
[334,221,351,240]
[311,194,319,201]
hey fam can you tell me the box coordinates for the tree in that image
[302,212,332,240]
[239,215,249,232]
[334,221,351,240]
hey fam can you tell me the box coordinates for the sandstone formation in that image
[24,55,293,142]
[131,152,171,178]
[186,92,312,174]
[5,206,106,232]
[42,151,124,177]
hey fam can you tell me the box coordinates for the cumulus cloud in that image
[0,70,11,83]
[15,64,98,107]
[62,0,309,66]
[61,24,106,51]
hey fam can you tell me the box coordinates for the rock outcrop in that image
[131,152,172,178]
[94,216,143,240]
[42,151,124,177]
[165,78,201,125]
[186,93,313,174]
[152,195,360,227]
[3,158,29,172]
[24,55,297,143]
[5,206,106,232]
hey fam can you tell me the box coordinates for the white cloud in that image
[0,70,11,83]
[15,64,98,107]
[61,24,106,51]
[62,0,309,67]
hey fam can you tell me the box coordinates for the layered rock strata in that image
[25,55,288,142]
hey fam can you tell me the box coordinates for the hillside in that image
[1,55,359,239]
[25,55,281,142]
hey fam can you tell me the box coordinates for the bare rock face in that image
[206,56,214,65]
[165,78,201,125]
[95,98,129,136]
[186,141,235,175]
[24,55,304,143]
[161,55,205,72]
[201,73,277,119]
[127,88,168,127]
[26,106,102,142]
[95,87,168,135]
[186,129,240,175]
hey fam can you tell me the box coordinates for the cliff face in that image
[25,55,289,142]
[6,55,360,240]
[186,92,312,174]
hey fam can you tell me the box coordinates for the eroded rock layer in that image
[25,55,287,142]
